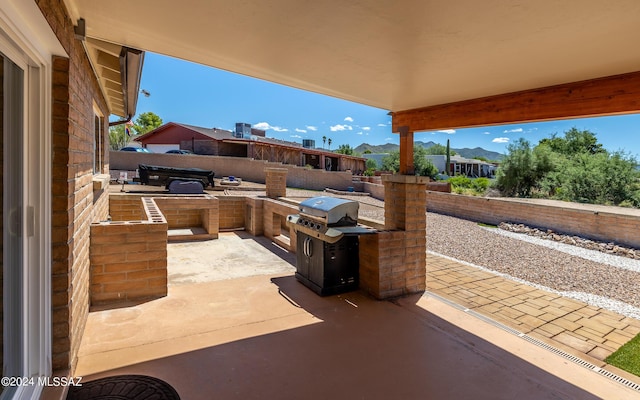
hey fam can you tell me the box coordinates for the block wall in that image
[245,197,265,236]
[218,196,246,230]
[109,195,146,221]
[110,152,354,191]
[90,221,168,305]
[359,230,426,299]
[38,0,111,373]
[357,175,428,299]
[110,194,219,236]
[265,168,287,198]
[263,199,298,251]
[426,191,640,249]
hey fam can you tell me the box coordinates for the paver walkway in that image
[427,252,640,372]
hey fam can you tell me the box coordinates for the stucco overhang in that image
[64,1,640,118]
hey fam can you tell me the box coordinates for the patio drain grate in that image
[426,291,640,393]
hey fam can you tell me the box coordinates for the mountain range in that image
[353,141,504,161]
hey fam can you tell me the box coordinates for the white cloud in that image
[356,131,363,135]
[253,122,271,130]
[254,122,288,132]
[503,128,523,133]
[493,137,510,143]
[377,123,387,127]
[362,126,371,131]
[306,125,318,131]
[295,128,307,133]
[290,134,302,139]
[482,131,491,135]
[330,124,353,132]
[438,129,456,134]
[384,137,393,142]
[344,117,354,122]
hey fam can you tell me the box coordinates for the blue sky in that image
[135,52,640,158]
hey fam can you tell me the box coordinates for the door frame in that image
[0,1,65,398]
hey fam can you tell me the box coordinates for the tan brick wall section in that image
[426,191,640,249]
[358,176,427,299]
[245,197,265,236]
[265,168,288,198]
[109,195,146,221]
[218,196,246,230]
[90,221,168,305]
[263,199,299,251]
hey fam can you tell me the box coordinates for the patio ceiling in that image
[64,0,640,120]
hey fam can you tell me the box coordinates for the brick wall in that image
[218,196,246,230]
[245,197,264,236]
[90,220,168,305]
[110,193,219,237]
[38,0,111,373]
[110,152,354,191]
[109,195,146,221]
[426,191,640,249]
[265,168,287,198]
[263,199,299,251]
[154,196,219,239]
[359,175,428,299]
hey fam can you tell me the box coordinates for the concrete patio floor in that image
[74,231,640,399]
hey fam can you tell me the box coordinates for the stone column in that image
[359,175,428,299]
[265,167,287,199]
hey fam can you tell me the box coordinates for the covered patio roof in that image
[65,0,640,171]
[64,0,640,114]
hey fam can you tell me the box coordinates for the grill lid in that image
[298,196,359,225]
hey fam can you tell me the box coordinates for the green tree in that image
[131,111,162,136]
[335,144,353,155]
[365,158,378,170]
[497,128,640,207]
[322,135,327,149]
[445,139,451,175]
[495,138,554,197]
[538,128,605,156]
[381,147,438,178]
[327,138,332,150]
[109,124,128,150]
[363,149,372,154]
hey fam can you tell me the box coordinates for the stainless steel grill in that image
[287,196,374,296]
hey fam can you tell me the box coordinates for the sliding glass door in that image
[0,24,51,398]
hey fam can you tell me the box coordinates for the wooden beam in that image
[392,71,640,133]
[398,126,414,175]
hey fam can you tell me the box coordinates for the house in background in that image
[134,122,367,173]
[426,155,497,178]
[363,153,497,178]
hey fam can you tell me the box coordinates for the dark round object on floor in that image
[66,375,180,400]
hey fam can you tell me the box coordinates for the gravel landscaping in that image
[427,212,640,320]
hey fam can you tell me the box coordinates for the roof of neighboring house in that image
[134,122,233,142]
[135,122,365,160]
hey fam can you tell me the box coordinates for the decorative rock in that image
[498,222,640,261]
